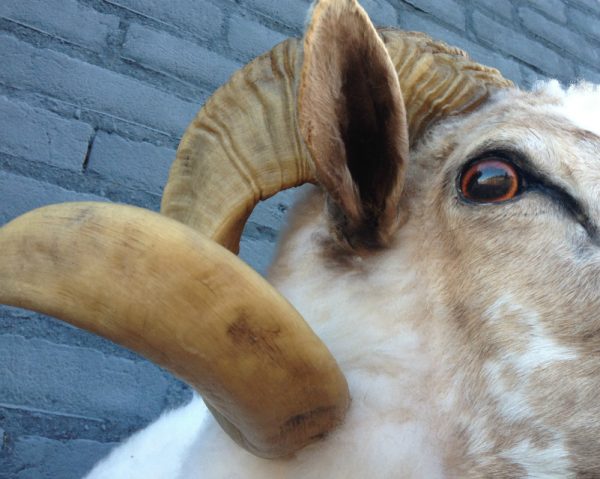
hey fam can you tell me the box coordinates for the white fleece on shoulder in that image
[84,395,208,479]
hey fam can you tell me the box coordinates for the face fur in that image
[269,82,600,477]
[408,83,600,475]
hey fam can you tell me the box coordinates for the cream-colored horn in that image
[161,31,512,253]
[161,38,311,253]
[380,29,514,143]
[0,202,349,458]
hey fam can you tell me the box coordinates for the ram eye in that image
[459,158,522,203]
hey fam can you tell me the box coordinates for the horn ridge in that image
[380,29,513,142]
[161,38,314,253]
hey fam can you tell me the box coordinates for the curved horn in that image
[160,12,512,253]
[161,38,310,253]
[381,28,514,142]
[0,202,349,458]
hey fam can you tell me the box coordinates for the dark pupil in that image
[466,165,514,200]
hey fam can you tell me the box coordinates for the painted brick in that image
[5,436,114,479]
[87,132,175,195]
[0,171,108,225]
[356,0,397,26]
[474,0,513,20]
[519,63,547,88]
[238,236,274,277]
[399,11,522,84]
[0,95,93,172]
[464,45,523,86]
[0,34,200,138]
[399,9,465,43]
[239,0,396,28]
[123,23,241,90]
[404,0,466,28]
[0,335,169,420]
[0,304,139,359]
[569,7,600,43]
[472,11,571,80]
[568,0,600,14]
[246,188,299,235]
[240,187,302,275]
[0,0,119,51]
[228,14,287,61]
[527,0,567,24]
[579,66,600,84]
[105,0,223,40]
[239,0,311,28]
[518,7,599,66]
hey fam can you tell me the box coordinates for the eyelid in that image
[462,147,561,194]
[463,148,530,177]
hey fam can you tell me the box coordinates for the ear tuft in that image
[299,0,409,250]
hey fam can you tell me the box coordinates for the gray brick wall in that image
[1,1,599,477]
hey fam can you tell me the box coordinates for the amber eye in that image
[459,158,521,203]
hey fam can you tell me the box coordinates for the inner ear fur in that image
[299,0,409,250]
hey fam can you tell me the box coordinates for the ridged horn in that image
[161,38,310,253]
[160,28,512,253]
[0,202,349,458]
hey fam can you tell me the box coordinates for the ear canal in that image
[298,0,410,249]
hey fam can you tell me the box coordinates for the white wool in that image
[85,396,208,479]
[177,400,446,479]
[500,438,573,478]
[86,232,450,478]
[536,79,600,138]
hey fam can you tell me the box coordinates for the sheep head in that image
[6,0,600,475]
[412,87,600,474]
[265,2,600,474]
[263,79,600,475]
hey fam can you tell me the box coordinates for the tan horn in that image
[0,202,349,458]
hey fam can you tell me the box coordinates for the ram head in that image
[2,0,600,477]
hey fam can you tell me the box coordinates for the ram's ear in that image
[299,0,409,250]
